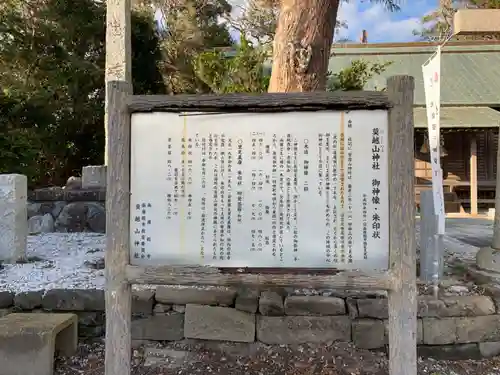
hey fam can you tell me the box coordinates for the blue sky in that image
[228,0,437,43]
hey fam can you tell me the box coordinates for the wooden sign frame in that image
[104,76,416,375]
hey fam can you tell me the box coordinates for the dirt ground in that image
[55,339,500,375]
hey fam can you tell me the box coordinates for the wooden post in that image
[387,75,417,375]
[470,135,478,216]
[105,0,132,165]
[105,80,133,375]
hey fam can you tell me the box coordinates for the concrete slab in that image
[443,218,493,249]
[0,313,78,375]
[453,9,500,35]
[0,174,27,263]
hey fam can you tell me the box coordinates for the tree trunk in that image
[268,0,339,92]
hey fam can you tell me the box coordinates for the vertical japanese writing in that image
[200,196,206,258]
[292,137,299,260]
[271,134,278,257]
[372,128,381,171]
[347,119,353,263]
[362,194,368,259]
[236,138,243,225]
[180,137,186,198]
[372,127,382,241]
[219,134,225,260]
[172,167,179,217]
[132,203,152,259]
[339,118,346,263]
[212,135,218,260]
[303,139,309,193]
[286,134,292,229]
[325,133,331,263]
[200,135,207,258]
[331,134,338,263]
[317,133,323,196]
[226,137,233,260]
[279,136,285,262]
[201,137,207,188]
[144,112,390,269]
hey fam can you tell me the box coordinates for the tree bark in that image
[268,0,339,92]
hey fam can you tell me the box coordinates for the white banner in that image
[422,46,445,235]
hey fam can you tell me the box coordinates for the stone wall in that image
[2,286,500,360]
[27,187,105,234]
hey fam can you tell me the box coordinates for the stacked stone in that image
[1,286,500,360]
[27,187,106,233]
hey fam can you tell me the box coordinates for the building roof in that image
[414,106,500,128]
[330,41,500,106]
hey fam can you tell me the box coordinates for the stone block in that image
[172,305,186,313]
[153,304,172,314]
[479,341,500,358]
[352,319,385,349]
[0,313,78,375]
[257,316,351,345]
[155,286,235,306]
[28,214,55,234]
[417,296,495,317]
[14,290,43,310]
[0,292,13,308]
[54,202,87,232]
[143,347,189,368]
[357,298,388,319]
[456,315,500,343]
[346,298,358,318]
[423,307,500,347]
[131,314,184,341]
[259,291,284,316]
[31,187,65,201]
[0,174,27,263]
[284,296,345,316]
[76,312,105,327]
[235,289,259,313]
[417,344,481,360]
[42,289,104,311]
[79,325,105,337]
[82,165,107,189]
[422,318,457,345]
[132,289,155,316]
[184,305,255,343]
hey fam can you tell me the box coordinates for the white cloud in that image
[336,2,422,43]
[226,0,428,43]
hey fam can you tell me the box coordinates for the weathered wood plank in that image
[387,75,417,375]
[470,135,478,215]
[125,265,394,290]
[105,81,133,375]
[127,91,391,113]
[104,0,131,165]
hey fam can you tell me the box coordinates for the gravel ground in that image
[55,339,500,375]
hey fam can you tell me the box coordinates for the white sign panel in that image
[130,110,390,270]
[422,46,445,235]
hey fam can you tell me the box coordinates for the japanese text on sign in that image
[129,110,390,270]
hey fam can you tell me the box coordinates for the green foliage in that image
[157,0,234,94]
[194,35,269,93]
[0,0,395,188]
[414,0,500,41]
[327,60,393,91]
[0,0,164,187]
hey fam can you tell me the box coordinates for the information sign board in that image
[130,110,389,269]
